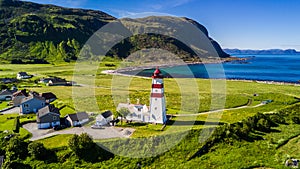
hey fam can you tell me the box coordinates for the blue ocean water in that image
[123,55,300,83]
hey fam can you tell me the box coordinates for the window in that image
[155,98,157,101]
[155,107,157,110]
[53,116,57,120]
[24,104,29,108]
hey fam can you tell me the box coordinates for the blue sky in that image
[26,0,300,50]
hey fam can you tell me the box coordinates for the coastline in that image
[102,69,300,86]
[101,56,300,86]
[106,56,247,73]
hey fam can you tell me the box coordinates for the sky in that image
[25,0,300,51]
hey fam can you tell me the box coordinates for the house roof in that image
[118,103,146,110]
[13,89,28,97]
[18,72,29,76]
[13,97,23,106]
[20,95,45,104]
[37,105,60,123]
[0,78,17,83]
[0,89,12,96]
[66,112,89,122]
[29,91,40,97]
[49,78,67,83]
[40,92,57,100]
[38,105,60,117]
[101,111,113,118]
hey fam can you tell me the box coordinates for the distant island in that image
[224,48,300,55]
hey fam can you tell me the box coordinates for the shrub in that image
[292,116,300,124]
[256,119,271,132]
[28,142,48,160]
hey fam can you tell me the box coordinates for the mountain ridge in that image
[224,48,300,55]
[0,0,229,63]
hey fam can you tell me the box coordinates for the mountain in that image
[224,48,300,55]
[0,0,229,64]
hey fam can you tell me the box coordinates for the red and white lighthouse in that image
[149,67,167,124]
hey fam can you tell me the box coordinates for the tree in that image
[68,133,99,162]
[256,118,271,132]
[292,116,300,124]
[68,134,80,155]
[5,137,28,161]
[116,108,131,125]
[28,142,47,160]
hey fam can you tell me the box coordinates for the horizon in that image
[23,0,300,51]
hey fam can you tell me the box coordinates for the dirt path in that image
[171,103,265,117]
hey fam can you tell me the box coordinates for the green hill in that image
[0,0,229,63]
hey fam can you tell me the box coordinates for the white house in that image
[117,103,150,123]
[17,72,32,80]
[95,111,113,126]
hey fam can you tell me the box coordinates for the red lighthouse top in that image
[152,67,163,78]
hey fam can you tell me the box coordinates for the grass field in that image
[1,63,300,137]
[36,134,73,149]
[1,62,300,168]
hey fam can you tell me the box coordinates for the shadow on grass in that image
[167,120,225,126]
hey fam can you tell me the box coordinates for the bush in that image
[269,114,286,124]
[28,142,48,160]
[5,137,28,161]
[292,116,300,124]
[256,119,271,132]
[68,133,99,162]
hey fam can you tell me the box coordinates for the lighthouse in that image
[149,67,167,124]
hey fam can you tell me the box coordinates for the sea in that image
[122,55,300,83]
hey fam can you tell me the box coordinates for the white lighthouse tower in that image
[149,67,167,124]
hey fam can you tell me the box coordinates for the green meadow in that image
[0,62,300,168]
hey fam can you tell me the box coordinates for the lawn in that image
[0,114,18,131]
[1,63,300,138]
[0,101,10,110]
[36,134,73,149]
[1,63,300,168]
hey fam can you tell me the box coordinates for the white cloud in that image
[148,0,194,10]
[109,9,140,18]
[172,0,194,7]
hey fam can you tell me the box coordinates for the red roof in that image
[152,67,163,78]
